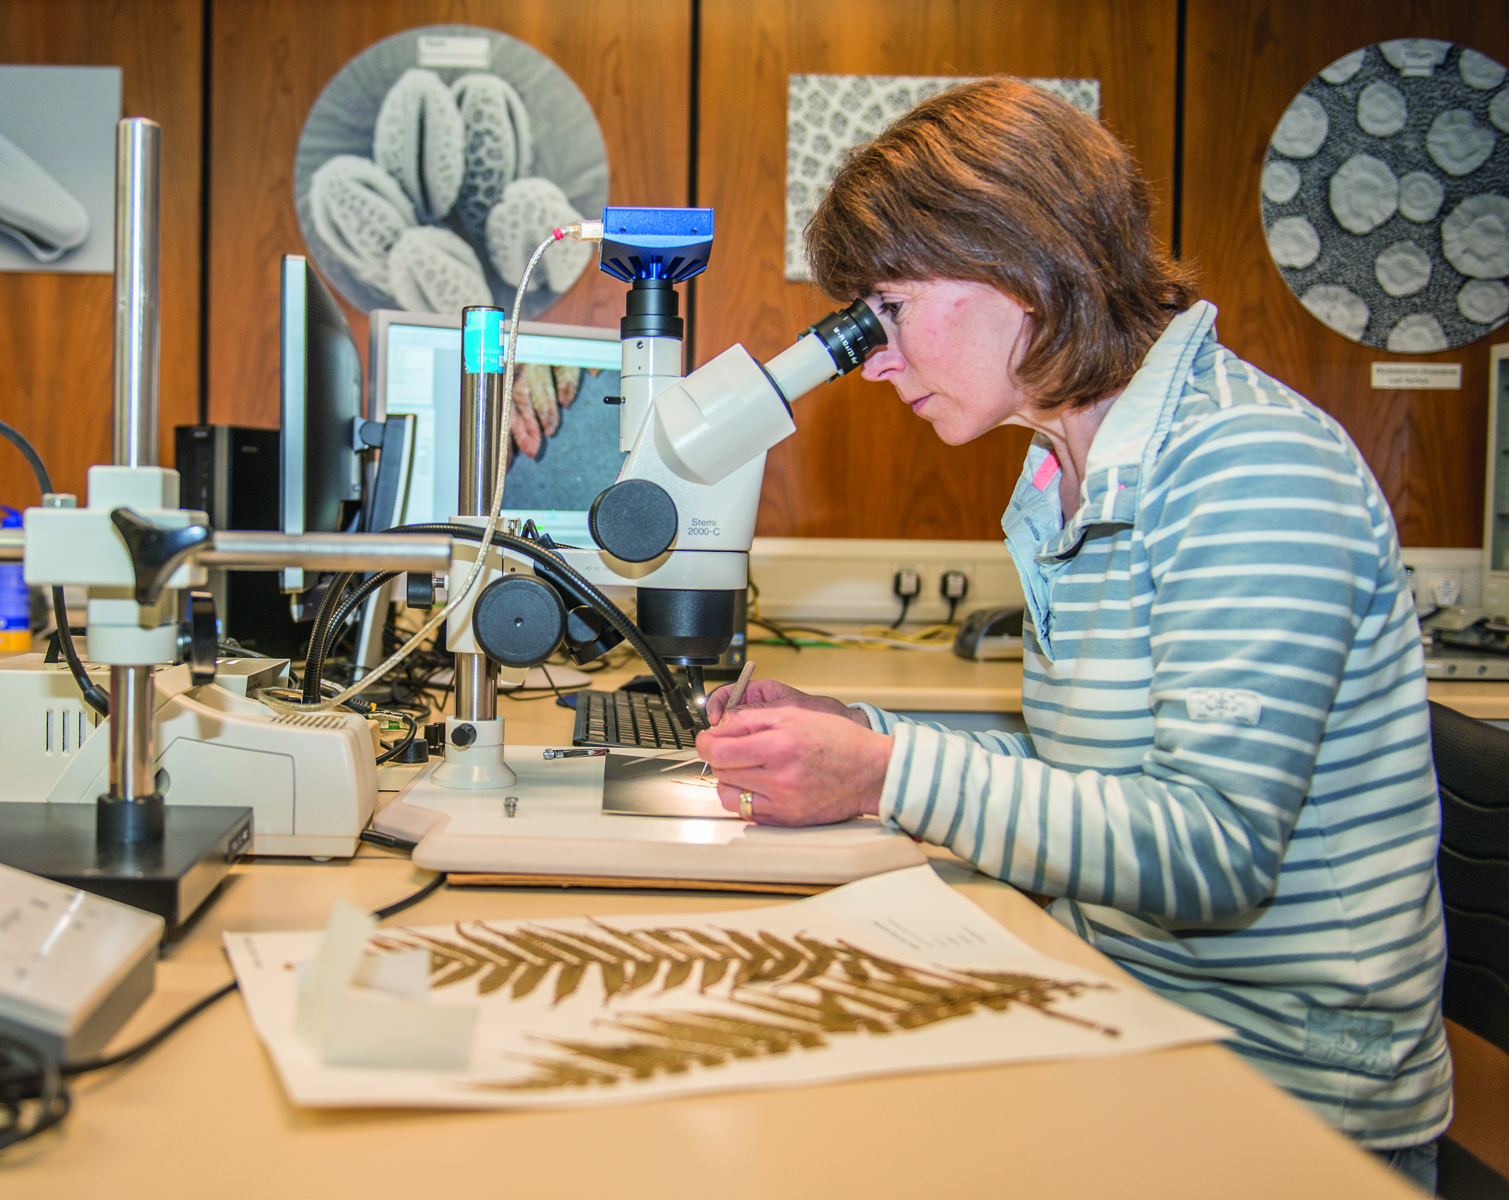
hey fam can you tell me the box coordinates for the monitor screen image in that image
[375,314,625,547]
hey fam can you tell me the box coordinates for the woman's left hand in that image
[696,707,893,826]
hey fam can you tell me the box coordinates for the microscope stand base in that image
[0,803,254,930]
[374,750,924,886]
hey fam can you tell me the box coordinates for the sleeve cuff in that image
[877,723,956,837]
[851,702,903,734]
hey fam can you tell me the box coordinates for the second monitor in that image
[370,310,627,544]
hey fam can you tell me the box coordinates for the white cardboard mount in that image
[294,899,475,1070]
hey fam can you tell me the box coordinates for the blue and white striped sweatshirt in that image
[857,302,1450,1148]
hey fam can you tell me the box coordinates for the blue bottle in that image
[0,506,28,652]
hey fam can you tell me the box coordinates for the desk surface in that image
[666,640,1509,720]
[4,692,1418,1199]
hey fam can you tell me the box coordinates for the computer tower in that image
[174,425,306,656]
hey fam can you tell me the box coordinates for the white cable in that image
[265,227,595,715]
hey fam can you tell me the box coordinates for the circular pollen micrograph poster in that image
[294,25,609,319]
[1261,40,1509,352]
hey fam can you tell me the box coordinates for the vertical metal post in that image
[113,118,161,469]
[98,118,165,844]
[108,666,156,801]
[454,655,496,721]
[455,307,507,722]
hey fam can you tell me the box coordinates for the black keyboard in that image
[572,689,699,750]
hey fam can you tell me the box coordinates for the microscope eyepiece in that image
[808,298,887,375]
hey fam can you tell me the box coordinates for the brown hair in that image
[806,77,1198,408]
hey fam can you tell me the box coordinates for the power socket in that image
[892,566,921,598]
[748,538,1023,623]
[940,567,969,601]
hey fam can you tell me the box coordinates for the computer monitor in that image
[369,310,625,545]
[280,255,363,593]
[1485,343,1509,620]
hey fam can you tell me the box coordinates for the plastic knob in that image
[472,576,566,668]
[451,723,477,748]
[393,738,429,764]
[588,479,678,563]
[110,508,213,606]
[406,572,436,608]
[183,590,218,686]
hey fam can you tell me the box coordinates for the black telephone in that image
[952,607,1025,660]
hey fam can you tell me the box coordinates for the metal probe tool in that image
[653,660,759,775]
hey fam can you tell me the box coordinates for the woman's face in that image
[860,279,1035,444]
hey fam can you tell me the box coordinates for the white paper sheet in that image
[226,865,1227,1110]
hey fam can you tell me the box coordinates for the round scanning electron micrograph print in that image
[1261,40,1509,351]
[295,26,609,319]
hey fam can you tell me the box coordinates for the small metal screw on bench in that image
[504,797,519,818]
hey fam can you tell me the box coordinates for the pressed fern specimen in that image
[371,921,1116,1091]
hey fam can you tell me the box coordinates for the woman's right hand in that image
[705,678,871,727]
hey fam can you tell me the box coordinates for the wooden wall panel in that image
[0,0,201,505]
[1184,0,1509,548]
[207,0,692,430]
[696,0,1180,540]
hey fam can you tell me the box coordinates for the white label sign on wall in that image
[1371,363,1463,390]
[416,36,491,69]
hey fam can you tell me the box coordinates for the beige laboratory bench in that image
[3,662,1424,1200]
[601,639,1509,720]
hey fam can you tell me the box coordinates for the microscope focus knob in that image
[180,590,218,686]
[589,479,677,563]
[472,575,567,668]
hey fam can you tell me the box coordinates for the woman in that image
[696,78,1448,1187]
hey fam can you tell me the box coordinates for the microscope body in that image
[455,208,884,678]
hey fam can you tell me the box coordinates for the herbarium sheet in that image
[226,865,1227,1109]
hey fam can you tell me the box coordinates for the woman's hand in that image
[696,707,892,826]
[705,677,872,727]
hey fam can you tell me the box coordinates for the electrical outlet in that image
[1404,559,1477,611]
[940,565,971,600]
[748,538,1023,623]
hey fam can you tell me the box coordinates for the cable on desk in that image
[0,873,448,1151]
[62,981,240,1077]
[0,1034,69,1150]
[373,708,418,765]
[749,615,804,650]
[359,828,418,852]
[749,620,956,652]
[370,872,446,920]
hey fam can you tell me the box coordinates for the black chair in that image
[1429,701,1509,1199]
